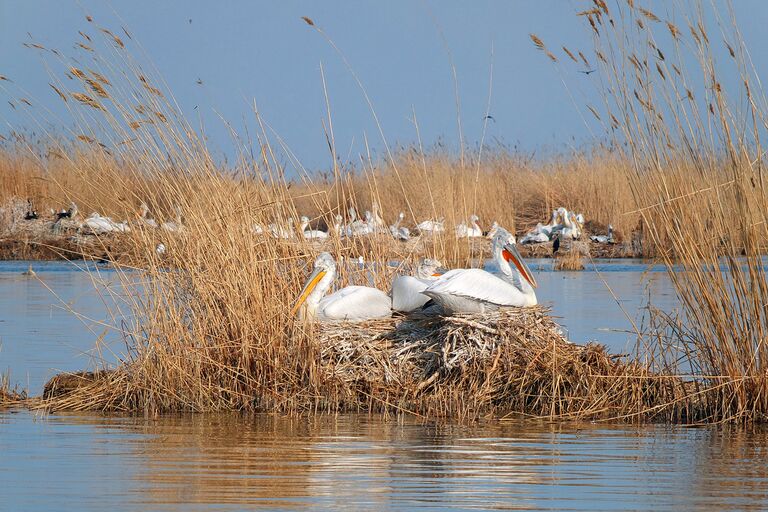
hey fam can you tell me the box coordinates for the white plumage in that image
[292,252,391,322]
[390,258,443,312]
[424,227,537,314]
[456,214,483,238]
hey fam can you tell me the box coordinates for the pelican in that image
[389,212,410,241]
[560,211,582,240]
[252,223,265,235]
[369,202,386,232]
[417,218,445,235]
[456,214,483,238]
[291,252,392,322]
[161,206,185,233]
[486,221,500,239]
[391,258,444,312]
[269,218,295,239]
[521,210,560,244]
[84,212,130,234]
[332,214,344,237]
[138,203,158,228]
[346,207,370,236]
[590,224,614,244]
[424,227,537,314]
[300,216,329,240]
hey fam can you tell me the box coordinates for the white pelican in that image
[269,218,296,239]
[161,206,185,233]
[332,214,344,237]
[560,210,582,240]
[252,223,265,235]
[417,218,445,235]
[138,203,158,228]
[424,227,537,314]
[389,212,410,241]
[84,213,130,234]
[369,202,386,233]
[521,210,561,244]
[486,221,500,239]
[391,258,444,312]
[590,224,614,244]
[300,216,329,240]
[346,208,370,236]
[456,214,483,238]
[291,252,392,322]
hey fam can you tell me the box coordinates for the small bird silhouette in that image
[578,69,596,75]
[483,115,496,122]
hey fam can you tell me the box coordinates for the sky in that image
[2,1,768,172]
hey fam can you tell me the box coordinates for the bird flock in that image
[291,226,539,323]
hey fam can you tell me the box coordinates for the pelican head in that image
[492,227,537,288]
[486,221,499,239]
[398,212,405,220]
[291,252,336,317]
[416,257,444,279]
[139,202,150,218]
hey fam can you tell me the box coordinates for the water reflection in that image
[2,412,768,511]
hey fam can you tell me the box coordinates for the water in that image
[2,412,768,510]
[2,260,768,511]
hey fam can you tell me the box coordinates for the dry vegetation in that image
[4,1,768,422]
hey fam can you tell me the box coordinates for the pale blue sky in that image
[2,1,767,171]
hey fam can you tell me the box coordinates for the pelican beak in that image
[502,243,538,288]
[433,266,449,276]
[290,267,326,316]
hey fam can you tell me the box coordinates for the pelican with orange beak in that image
[423,227,538,314]
[291,252,392,322]
[390,257,446,313]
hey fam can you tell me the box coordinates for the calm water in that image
[3,260,768,511]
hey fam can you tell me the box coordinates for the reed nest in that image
[39,307,675,420]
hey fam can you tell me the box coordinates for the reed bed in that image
[6,2,768,423]
[41,308,679,420]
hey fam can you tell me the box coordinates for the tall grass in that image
[538,0,768,421]
[5,3,768,421]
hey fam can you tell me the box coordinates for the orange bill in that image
[290,268,326,316]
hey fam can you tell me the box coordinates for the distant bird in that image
[456,214,483,238]
[590,225,615,244]
[24,210,38,220]
[483,115,496,122]
[578,69,596,75]
[389,212,410,241]
[300,216,328,240]
[417,218,445,235]
[21,265,36,277]
[55,202,78,221]
[138,202,158,228]
[552,233,561,255]
[196,78,203,85]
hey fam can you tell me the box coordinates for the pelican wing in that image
[424,269,532,307]
[319,285,392,321]
[391,275,431,312]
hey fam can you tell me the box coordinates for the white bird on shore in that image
[389,212,410,241]
[369,202,386,233]
[252,223,265,235]
[138,203,158,228]
[417,218,445,235]
[346,207,370,237]
[84,212,130,234]
[391,258,444,312]
[291,252,392,322]
[423,227,538,314]
[591,224,614,244]
[300,216,329,240]
[269,218,296,239]
[456,214,483,238]
[520,210,560,244]
[161,206,185,234]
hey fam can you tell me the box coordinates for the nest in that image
[314,307,667,419]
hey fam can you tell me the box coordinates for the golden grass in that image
[6,1,768,423]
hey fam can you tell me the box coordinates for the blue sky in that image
[1,1,767,172]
